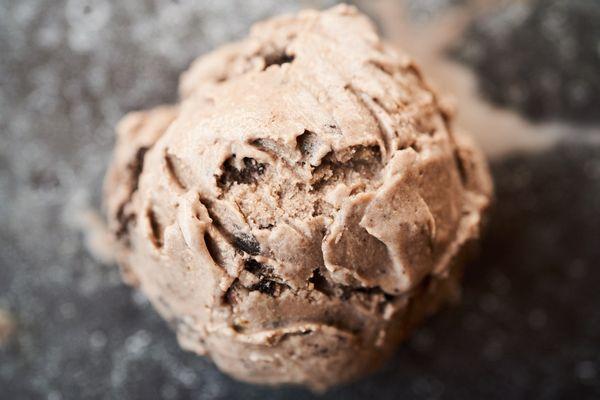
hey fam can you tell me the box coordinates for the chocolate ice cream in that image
[104,4,492,391]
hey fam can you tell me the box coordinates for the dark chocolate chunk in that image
[233,232,261,255]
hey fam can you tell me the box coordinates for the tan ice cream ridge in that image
[104,4,492,391]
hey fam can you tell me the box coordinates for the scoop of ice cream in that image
[104,4,492,391]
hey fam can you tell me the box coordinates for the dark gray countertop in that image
[1,1,599,399]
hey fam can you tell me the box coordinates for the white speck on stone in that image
[411,376,445,398]
[65,0,112,52]
[125,330,152,355]
[89,330,108,350]
[483,334,505,361]
[176,367,196,386]
[59,302,77,319]
[527,308,547,330]
[198,378,224,399]
[47,391,62,400]
[568,80,591,105]
[584,158,600,180]
[490,272,511,295]
[482,2,530,39]
[411,328,435,353]
[161,384,177,400]
[463,312,484,331]
[575,360,597,381]
[13,1,39,26]
[567,258,587,280]
[131,290,149,307]
[481,294,501,314]
[36,22,63,49]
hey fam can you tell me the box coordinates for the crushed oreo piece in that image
[249,279,277,296]
[218,156,266,187]
[233,233,261,255]
[244,259,272,276]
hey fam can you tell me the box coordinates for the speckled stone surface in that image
[454,0,600,123]
[1,0,599,399]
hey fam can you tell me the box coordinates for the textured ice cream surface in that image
[104,4,492,391]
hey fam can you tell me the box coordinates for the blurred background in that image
[1,0,599,399]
